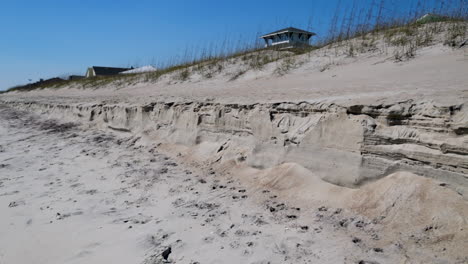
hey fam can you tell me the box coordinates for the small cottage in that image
[260,27,316,49]
[85,66,132,78]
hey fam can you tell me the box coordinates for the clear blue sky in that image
[0,0,457,90]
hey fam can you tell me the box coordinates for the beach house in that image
[260,27,316,49]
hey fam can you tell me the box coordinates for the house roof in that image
[261,27,316,38]
[90,66,132,76]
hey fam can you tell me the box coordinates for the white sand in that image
[0,106,380,264]
[1,101,467,264]
[1,27,467,263]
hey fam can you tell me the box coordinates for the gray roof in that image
[261,27,316,38]
[91,66,132,76]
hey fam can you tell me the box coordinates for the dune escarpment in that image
[2,99,467,198]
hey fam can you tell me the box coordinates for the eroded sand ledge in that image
[3,99,467,194]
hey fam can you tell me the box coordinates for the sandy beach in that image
[2,93,467,264]
[1,20,468,264]
[0,105,382,264]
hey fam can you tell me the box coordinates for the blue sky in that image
[0,0,456,90]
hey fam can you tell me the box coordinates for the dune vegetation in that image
[5,0,467,93]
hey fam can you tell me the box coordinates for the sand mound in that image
[348,172,467,226]
[251,163,468,226]
[346,172,468,259]
[240,163,348,202]
[238,163,468,255]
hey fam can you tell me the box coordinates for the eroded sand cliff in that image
[3,99,467,194]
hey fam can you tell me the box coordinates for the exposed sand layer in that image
[2,97,467,199]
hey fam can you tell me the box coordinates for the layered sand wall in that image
[3,99,467,197]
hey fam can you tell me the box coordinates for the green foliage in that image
[393,41,417,61]
[384,26,417,45]
[274,57,297,76]
[390,36,411,46]
[415,30,434,46]
[248,55,274,70]
[229,69,247,81]
[359,38,377,51]
[176,69,191,81]
[347,43,355,57]
[445,22,467,46]
[288,46,319,55]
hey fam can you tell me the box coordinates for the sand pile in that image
[237,162,468,262]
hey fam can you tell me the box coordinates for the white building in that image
[260,27,316,49]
